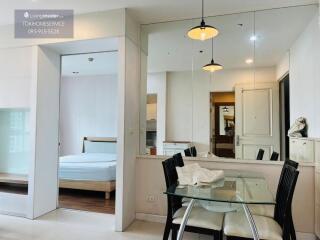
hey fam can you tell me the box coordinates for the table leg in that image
[177,199,195,240]
[242,203,259,240]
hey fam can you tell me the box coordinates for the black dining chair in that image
[162,158,224,240]
[173,152,184,167]
[249,159,299,239]
[256,149,264,160]
[270,151,279,161]
[223,161,299,240]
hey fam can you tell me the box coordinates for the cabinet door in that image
[289,138,298,160]
[299,139,314,162]
[315,141,320,165]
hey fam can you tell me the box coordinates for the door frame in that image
[214,102,235,157]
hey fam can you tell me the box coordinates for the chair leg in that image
[163,218,171,240]
[171,226,177,240]
[213,231,220,240]
[290,217,296,240]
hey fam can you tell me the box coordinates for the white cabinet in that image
[289,137,314,163]
[163,141,191,156]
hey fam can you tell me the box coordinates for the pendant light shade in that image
[187,0,218,41]
[203,38,223,72]
[202,59,223,72]
[188,19,219,41]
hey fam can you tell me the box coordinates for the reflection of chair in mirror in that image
[270,151,279,161]
[184,146,197,157]
[191,146,197,157]
[184,148,192,157]
[256,149,265,160]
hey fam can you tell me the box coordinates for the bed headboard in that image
[82,137,117,154]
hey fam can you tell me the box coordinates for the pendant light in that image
[203,38,223,72]
[187,0,219,41]
[223,106,229,113]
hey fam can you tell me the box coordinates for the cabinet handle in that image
[303,142,307,145]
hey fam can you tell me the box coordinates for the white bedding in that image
[59,153,116,181]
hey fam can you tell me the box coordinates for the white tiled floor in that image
[0,209,209,240]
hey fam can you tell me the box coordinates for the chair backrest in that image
[274,164,299,231]
[162,158,178,188]
[162,158,182,215]
[270,151,279,161]
[256,149,265,160]
[275,160,299,203]
[184,148,192,157]
[190,146,197,157]
[173,153,184,167]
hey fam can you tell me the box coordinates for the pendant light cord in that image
[211,37,214,59]
[202,0,204,20]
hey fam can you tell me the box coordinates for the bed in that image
[59,137,116,199]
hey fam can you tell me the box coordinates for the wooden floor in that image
[59,189,115,214]
[0,183,115,214]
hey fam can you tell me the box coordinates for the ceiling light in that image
[246,59,253,64]
[223,106,229,113]
[187,0,219,41]
[203,38,223,72]
[250,35,257,41]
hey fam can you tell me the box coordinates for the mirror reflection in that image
[141,4,319,161]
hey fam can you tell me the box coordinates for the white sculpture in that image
[288,117,307,137]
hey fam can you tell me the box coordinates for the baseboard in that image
[296,232,317,240]
[136,213,166,223]
[136,213,317,240]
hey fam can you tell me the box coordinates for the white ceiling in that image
[0,0,317,26]
[61,51,118,77]
[146,5,318,72]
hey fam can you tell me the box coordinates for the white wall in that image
[60,74,118,155]
[28,46,60,219]
[115,10,141,231]
[147,72,167,154]
[290,15,320,138]
[0,9,126,49]
[276,52,290,80]
[0,47,33,175]
[165,67,276,153]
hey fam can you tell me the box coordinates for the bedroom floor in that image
[59,189,115,214]
[0,184,115,214]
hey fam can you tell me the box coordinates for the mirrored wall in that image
[141,4,319,161]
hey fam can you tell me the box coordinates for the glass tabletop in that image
[165,171,275,205]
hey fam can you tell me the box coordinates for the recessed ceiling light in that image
[250,35,257,41]
[246,59,253,64]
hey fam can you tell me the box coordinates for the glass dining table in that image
[164,171,276,240]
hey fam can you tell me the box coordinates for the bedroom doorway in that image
[210,92,235,158]
[58,51,118,214]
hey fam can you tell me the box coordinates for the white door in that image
[235,82,280,160]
